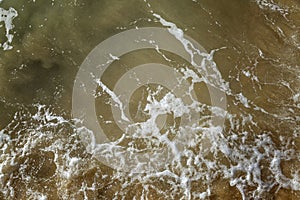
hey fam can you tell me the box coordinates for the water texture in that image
[0,0,299,199]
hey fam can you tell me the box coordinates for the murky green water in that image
[0,0,299,199]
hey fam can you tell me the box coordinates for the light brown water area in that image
[0,0,299,199]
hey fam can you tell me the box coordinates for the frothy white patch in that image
[0,7,18,50]
[237,93,250,108]
[254,0,289,15]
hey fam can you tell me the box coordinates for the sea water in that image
[0,0,299,199]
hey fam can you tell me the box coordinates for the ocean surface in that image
[0,0,299,199]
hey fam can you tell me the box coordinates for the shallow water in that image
[0,0,299,199]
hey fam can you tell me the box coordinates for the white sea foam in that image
[153,13,229,93]
[0,99,299,199]
[0,7,18,50]
[254,0,289,15]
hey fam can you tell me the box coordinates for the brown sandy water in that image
[0,0,299,199]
